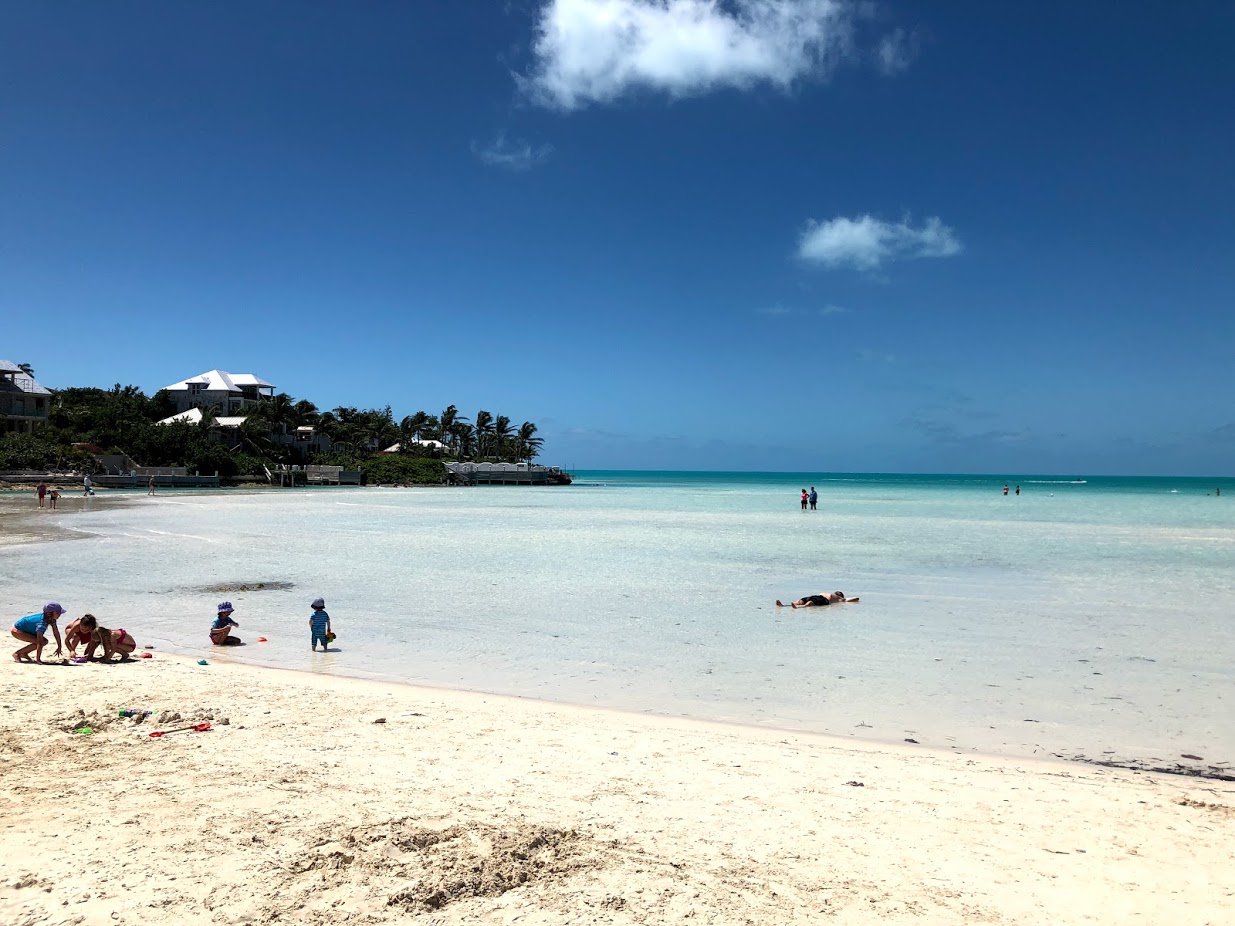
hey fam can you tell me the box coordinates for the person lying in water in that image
[776,591,859,608]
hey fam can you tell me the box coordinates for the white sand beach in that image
[1,653,1231,926]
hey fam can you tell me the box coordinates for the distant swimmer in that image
[1015,485,1020,496]
[776,591,859,609]
[1003,484,1009,496]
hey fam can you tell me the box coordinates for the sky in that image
[2,1,1233,475]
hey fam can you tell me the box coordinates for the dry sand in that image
[1,654,1231,926]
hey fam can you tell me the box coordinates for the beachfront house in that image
[276,425,333,455]
[161,369,275,416]
[0,360,51,434]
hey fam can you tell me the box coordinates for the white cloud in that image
[798,215,962,270]
[756,303,850,317]
[876,28,914,76]
[472,133,554,170]
[858,349,895,364]
[522,0,860,110]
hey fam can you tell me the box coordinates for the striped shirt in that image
[310,609,330,635]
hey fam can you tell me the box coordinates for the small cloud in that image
[472,132,554,170]
[521,0,868,111]
[876,28,916,75]
[798,214,962,271]
[756,303,851,317]
[858,349,895,364]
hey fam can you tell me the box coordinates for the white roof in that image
[0,360,51,395]
[156,408,248,427]
[158,408,203,425]
[382,440,446,454]
[162,369,274,393]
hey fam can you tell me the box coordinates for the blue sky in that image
[2,1,1232,475]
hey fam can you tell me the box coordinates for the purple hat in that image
[43,602,64,616]
[311,597,325,609]
[217,601,234,613]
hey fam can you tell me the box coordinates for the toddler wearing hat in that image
[11,602,66,663]
[310,597,332,652]
[210,602,242,646]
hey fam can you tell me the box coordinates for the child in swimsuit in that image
[210,602,242,645]
[12,602,65,663]
[309,597,332,652]
[90,623,137,660]
[64,614,99,657]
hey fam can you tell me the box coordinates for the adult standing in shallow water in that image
[11,603,65,662]
[809,487,818,510]
[36,481,47,507]
[800,489,809,510]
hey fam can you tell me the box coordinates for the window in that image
[189,383,203,396]
[35,398,45,411]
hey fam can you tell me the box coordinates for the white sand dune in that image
[1,653,1231,925]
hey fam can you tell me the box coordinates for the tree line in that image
[0,376,545,478]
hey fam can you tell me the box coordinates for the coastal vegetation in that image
[0,379,545,484]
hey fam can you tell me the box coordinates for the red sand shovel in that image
[148,722,212,738]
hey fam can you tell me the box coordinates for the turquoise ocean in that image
[3,471,1232,768]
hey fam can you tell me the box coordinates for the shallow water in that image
[2,472,1232,765]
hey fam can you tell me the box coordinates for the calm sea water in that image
[3,471,1232,765]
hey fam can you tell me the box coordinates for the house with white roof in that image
[160,369,275,416]
[0,360,52,434]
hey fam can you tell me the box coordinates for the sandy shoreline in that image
[1,654,1231,925]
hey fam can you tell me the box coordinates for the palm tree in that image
[17,362,34,377]
[440,405,464,454]
[516,421,543,462]
[450,422,475,460]
[474,410,494,461]
[400,411,430,449]
[258,393,297,435]
[292,400,320,427]
[492,415,514,462]
[235,415,276,458]
[195,403,220,433]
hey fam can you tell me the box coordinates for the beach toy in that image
[197,659,209,666]
[74,656,88,663]
[72,727,93,735]
[258,637,268,643]
[149,722,211,738]
[140,652,153,659]
[326,631,336,643]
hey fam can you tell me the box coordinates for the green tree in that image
[516,421,543,462]
[473,410,493,460]
[492,415,514,462]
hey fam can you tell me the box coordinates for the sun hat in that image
[217,601,234,614]
[43,602,65,616]
[311,597,325,609]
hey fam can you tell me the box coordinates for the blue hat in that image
[43,602,64,616]
[217,601,234,613]
[311,597,325,609]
